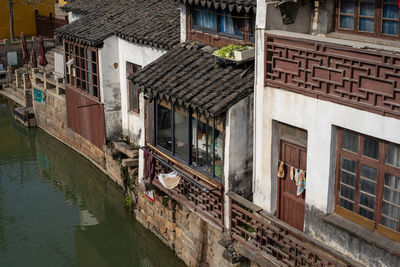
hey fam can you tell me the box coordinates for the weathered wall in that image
[33,90,104,166]
[98,36,121,141]
[224,95,253,199]
[265,0,313,34]
[134,183,235,267]
[252,86,400,266]
[118,37,166,182]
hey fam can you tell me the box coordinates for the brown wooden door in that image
[66,85,106,149]
[277,140,307,231]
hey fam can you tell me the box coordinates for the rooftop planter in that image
[213,44,254,66]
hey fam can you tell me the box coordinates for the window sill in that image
[326,32,400,50]
[322,213,400,257]
[191,28,244,41]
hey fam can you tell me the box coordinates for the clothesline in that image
[278,160,306,174]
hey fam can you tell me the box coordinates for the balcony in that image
[227,191,361,267]
[265,30,400,119]
[146,144,224,228]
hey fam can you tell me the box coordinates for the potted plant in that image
[213,44,255,63]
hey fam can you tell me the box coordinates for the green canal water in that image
[0,99,184,267]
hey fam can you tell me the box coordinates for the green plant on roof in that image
[214,44,250,59]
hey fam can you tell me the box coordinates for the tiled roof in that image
[132,42,254,116]
[56,0,180,50]
[178,0,256,13]
[61,0,106,15]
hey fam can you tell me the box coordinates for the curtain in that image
[219,10,234,35]
[194,9,217,30]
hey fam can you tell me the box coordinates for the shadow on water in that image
[0,98,184,267]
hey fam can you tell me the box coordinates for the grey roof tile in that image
[132,42,254,116]
[56,0,180,50]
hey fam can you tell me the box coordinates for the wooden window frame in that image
[126,62,141,115]
[335,0,400,40]
[190,6,252,42]
[64,40,100,99]
[335,128,400,241]
[154,98,223,183]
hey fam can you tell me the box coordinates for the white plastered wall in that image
[253,87,400,215]
[98,36,121,140]
[118,37,166,181]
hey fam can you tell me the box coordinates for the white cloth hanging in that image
[158,172,181,190]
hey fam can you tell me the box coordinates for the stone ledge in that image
[322,214,400,257]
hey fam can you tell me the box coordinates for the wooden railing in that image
[265,31,400,119]
[228,191,362,267]
[147,144,224,227]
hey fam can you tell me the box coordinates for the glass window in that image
[363,136,379,159]
[64,41,99,98]
[158,107,224,180]
[174,104,189,160]
[193,8,244,38]
[386,143,400,168]
[126,62,141,113]
[342,129,358,153]
[157,103,172,151]
[337,0,400,38]
[336,128,400,239]
[382,0,399,35]
[382,173,400,230]
[194,8,217,30]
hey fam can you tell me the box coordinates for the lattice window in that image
[64,40,99,98]
[336,128,400,241]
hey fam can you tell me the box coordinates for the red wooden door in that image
[277,140,307,231]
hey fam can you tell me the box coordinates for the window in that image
[337,0,400,38]
[155,100,223,181]
[336,128,400,241]
[127,62,141,114]
[193,7,245,39]
[64,41,99,98]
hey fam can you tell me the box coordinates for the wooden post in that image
[55,76,63,95]
[15,69,19,88]
[32,68,39,87]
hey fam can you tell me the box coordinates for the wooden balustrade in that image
[228,191,361,267]
[147,144,224,227]
[265,32,400,119]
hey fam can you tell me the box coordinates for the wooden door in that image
[277,140,307,231]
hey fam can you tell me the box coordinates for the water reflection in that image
[0,99,184,267]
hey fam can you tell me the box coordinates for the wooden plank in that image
[227,191,263,212]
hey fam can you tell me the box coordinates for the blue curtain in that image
[383,1,399,35]
[194,9,217,30]
[219,10,234,35]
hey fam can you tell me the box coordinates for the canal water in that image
[0,99,184,267]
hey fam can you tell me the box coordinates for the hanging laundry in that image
[145,190,155,202]
[290,166,294,180]
[294,168,299,184]
[296,170,306,196]
[144,149,156,184]
[277,161,285,178]
[158,172,181,190]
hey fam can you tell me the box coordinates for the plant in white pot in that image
[214,44,255,62]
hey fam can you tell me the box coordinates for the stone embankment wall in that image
[33,90,238,267]
[132,182,231,267]
[33,91,104,166]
